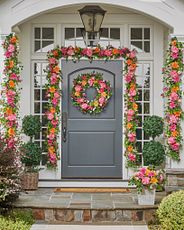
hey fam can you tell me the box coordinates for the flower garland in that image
[46,46,138,167]
[0,33,21,149]
[162,37,184,161]
[71,72,112,114]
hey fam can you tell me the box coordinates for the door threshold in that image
[38,180,129,188]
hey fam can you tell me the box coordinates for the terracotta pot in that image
[21,172,39,190]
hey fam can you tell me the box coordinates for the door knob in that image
[62,112,67,142]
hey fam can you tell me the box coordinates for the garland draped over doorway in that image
[46,46,138,168]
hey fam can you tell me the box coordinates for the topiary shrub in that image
[143,141,165,166]
[0,216,30,230]
[143,116,164,140]
[22,115,41,140]
[157,190,184,230]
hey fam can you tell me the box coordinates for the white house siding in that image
[0,0,184,185]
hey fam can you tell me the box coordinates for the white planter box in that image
[137,189,156,205]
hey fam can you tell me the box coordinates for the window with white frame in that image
[130,27,151,53]
[135,62,152,165]
[34,26,55,53]
[33,61,48,166]
[64,27,121,47]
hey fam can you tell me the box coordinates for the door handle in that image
[62,112,67,142]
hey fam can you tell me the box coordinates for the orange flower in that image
[48,146,55,154]
[10,36,17,44]
[171,61,179,69]
[50,107,56,113]
[127,123,133,129]
[127,59,132,66]
[150,177,158,184]
[82,80,87,86]
[6,107,13,115]
[112,48,119,55]
[53,50,58,57]
[93,47,100,54]
[75,91,80,97]
[74,47,80,53]
[171,130,179,137]
[171,40,177,46]
[145,168,151,176]
[101,92,107,97]
[132,103,138,111]
[49,87,56,93]
[53,66,60,73]
[9,60,14,68]
[50,128,56,134]
[9,80,15,88]
[174,111,181,117]
[130,63,137,70]
[127,145,133,152]
[171,86,179,92]
[130,83,136,89]
[8,128,15,136]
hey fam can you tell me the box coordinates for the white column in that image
[168,34,184,169]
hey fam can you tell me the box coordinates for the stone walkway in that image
[31,224,148,230]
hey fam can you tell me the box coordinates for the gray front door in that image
[61,60,122,179]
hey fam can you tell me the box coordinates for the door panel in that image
[61,60,122,179]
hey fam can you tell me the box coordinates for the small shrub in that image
[0,216,30,230]
[143,116,164,140]
[9,209,34,226]
[143,141,165,166]
[157,190,184,230]
[22,115,41,139]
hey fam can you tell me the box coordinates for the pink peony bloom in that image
[171,53,179,59]
[128,133,136,143]
[67,48,74,56]
[170,92,179,101]
[169,124,176,132]
[49,58,57,64]
[142,177,150,185]
[54,92,60,99]
[86,48,93,57]
[47,113,54,120]
[125,74,133,83]
[169,101,176,109]
[128,88,136,97]
[169,115,178,124]
[168,137,176,145]
[81,103,88,110]
[99,82,106,89]
[9,73,19,80]
[128,153,136,162]
[7,97,14,106]
[6,90,16,97]
[129,50,136,59]
[99,88,105,93]
[171,46,179,54]
[140,167,146,175]
[75,85,82,92]
[7,114,16,121]
[48,133,55,140]
[99,97,105,105]
[77,98,85,103]
[170,70,180,82]
[104,49,112,57]
[8,44,15,53]
[127,109,134,116]
[50,74,58,84]
[148,171,155,177]
[4,51,12,58]
[171,142,180,151]
[88,78,95,86]
[51,119,58,126]
[52,98,58,105]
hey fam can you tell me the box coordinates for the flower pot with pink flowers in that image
[129,166,165,205]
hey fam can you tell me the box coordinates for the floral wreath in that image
[71,72,112,114]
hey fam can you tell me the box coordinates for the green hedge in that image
[0,217,30,230]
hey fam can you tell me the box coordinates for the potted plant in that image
[129,166,165,205]
[21,115,42,190]
[143,115,165,167]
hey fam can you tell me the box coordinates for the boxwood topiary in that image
[143,141,165,166]
[0,217,30,230]
[143,115,164,140]
[157,190,184,230]
[22,115,41,139]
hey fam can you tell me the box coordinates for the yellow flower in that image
[94,101,99,107]
[145,168,151,176]
[75,92,80,97]
[82,80,87,86]
[150,177,158,184]
[101,92,107,97]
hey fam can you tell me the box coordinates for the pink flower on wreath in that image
[4,51,12,58]
[47,112,54,120]
[85,48,93,57]
[104,49,112,57]
[170,92,179,101]
[88,78,95,86]
[99,97,105,105]
[75,85,82,92]
[7,114,16,121]
[148,171,155,177]
[9,73,19,81]
[170,70,180,82]
[128,88,136,97]
[52,98,58,105]
[51,74,58,85]
[169,114,178,124]
[142,177,150,185]
[51,119,58,126]
[125,74,133,83]
[54,91,60,99]
[99,82,106,89]
[169,124,176,132]
[171,53,179,59]
[6,90,16,97]
[169,101,176,109]
[49,58,57,65]
[81,103,88,110]
[171,46,179,54]
[140,167,146,175]
[168,137,176,145]
[7,97,15,106]
[128,153,136,162]
[171,142,180,151]
[99,88,105,93]
[129,50,136,59]
[67,47,74,56]
[128,132,136,143]
[61,47,68,56]
[8,44,15,53]
[48,133,55,140]
[77,98,85,103]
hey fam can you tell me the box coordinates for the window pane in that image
[144,64,150,75]
[34,40,41,52]
[42,128,47,139]
[136,142,142,153]
[65,28,75,39]
[42,89,48,101]
[42,76,47,87]
[136,129,142,141]
[42,28,54,39]
[42,40,54,52]
[138,103,142,114]
[131,41,143,52]
[76,40,86,48]
[41,154,48,165]
[137,116,142,127]
[42,116,48,126]
[138,89,142,101]
[100,28,108,38]
[34,63,41,75]
[143,76,150,88]
[110,28,120,39]
[98,40,109,47]
[34,76,41,88]
[144,90,150,101]
[34,102,40,114]
[131,28,142,39]
[76,28,83,38]
[144,103,150,114]
[144,28,150,39]
[42,102,48,113]
[65,40,75,47]
[35,28,41,39]
[34,89,40,100]
[144,41,150,53]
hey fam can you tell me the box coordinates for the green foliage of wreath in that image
[71,72,112,114]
